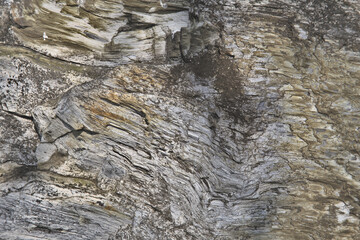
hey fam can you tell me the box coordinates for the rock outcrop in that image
[1,0,360,239]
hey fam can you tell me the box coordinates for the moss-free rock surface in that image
[1,0,360,239]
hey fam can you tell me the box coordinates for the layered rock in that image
[1,0,360,239]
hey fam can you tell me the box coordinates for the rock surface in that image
[1,0,360,239]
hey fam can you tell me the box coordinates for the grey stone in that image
[1,0,360,239]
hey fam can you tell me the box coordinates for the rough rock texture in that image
[1,0,360,239]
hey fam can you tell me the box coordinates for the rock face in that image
[1,0,360,239]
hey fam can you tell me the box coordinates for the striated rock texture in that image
[1,0,360,239]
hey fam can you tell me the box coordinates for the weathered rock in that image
[1,0,360,239]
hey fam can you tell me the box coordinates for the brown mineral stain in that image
[86,105,128,125]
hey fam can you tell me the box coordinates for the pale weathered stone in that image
[1,0,360,239]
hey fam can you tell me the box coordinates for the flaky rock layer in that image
[1,0,360,239]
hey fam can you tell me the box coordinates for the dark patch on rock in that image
[170,51,256,124]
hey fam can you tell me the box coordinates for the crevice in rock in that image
[43,124,99,144]
[1,109,33,121]
[32,225,63,234]
[0,44,114,68]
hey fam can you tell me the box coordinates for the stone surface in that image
[1,0,360,239]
